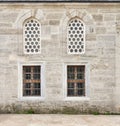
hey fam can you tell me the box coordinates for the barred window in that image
[67,18,85,54]
[67,65,85,96]
[23,66,41,96]
[23,18,41,54]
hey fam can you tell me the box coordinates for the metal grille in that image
[23,18,41,54]
[67,65,85,96]
[67,18,85,54]
[23,66,41,96]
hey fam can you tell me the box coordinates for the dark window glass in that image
[33,74,40,80]
[23,66,41,96]
[67,65,85,96]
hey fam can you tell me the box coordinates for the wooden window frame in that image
[67,65,85,97]
[64,63,90,101]
[23,66,41,96]
[18,62,45,101]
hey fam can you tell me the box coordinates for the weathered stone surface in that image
[49,20,60,25]
[46,13,63,19]
[0,29,18,34]
[104,14,116,21]
[96,27,106,34]
[0,12,18,22]
[116,14,120,21]
[92,14,103,22]
[0,3,119,113]
[86,34,96,41]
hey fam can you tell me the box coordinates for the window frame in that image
[67,65,85,97]
[23,18,41,55]
[63,62,90,101]
[18,62,45,101]
[23,66,41,97]
[67,18,85,55]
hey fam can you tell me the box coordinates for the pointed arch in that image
[23,18,41,54]
[67,17,85,54]
[60,10,94,56]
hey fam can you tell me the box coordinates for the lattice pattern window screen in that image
[23,18,41,54]
[67,18,85,54]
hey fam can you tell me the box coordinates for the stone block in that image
[0,29,18,35]
[97,35,115,44]
[51,26,59,34]
[86,34,96,41]
[46,13,63,19]
[106,26,116,34]
[99,9,120,13]
[116,14,120,21]
[0,23,12,28]
[86,26,95,34]
[104,14,116,21]
[92,14,103,22]
[96,27,106,34]
[41,26,51,39]
[0,12,18,22]
[49,20,60,25]
[41,20,49,25]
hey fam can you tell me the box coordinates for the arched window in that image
[23,18,41,54]
[67,18,85,54]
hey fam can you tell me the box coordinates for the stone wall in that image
[0,3,119,113]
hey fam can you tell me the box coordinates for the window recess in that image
[23,66,41,96]
[67,65,85,97]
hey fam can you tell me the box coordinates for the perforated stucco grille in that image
[67,18,85,54]
[23,18,41,54]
